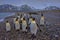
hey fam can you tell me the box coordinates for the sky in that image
[0,0,60,9]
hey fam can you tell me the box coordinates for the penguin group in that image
[5,13,45,38]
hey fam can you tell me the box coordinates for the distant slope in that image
[0,4,18,12]
[44,6,60,10]
[20,4,33,12]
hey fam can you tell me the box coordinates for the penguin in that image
[13,17,16,24]
[29,13,32,17]
[21,17,23,21]
[30,18,38,38]
[28,17,33,30]
[28,17,32,25]
[40,13,45,26]
[5,21,11,32]
[20,14,24,30]
[15,18,20,31]
[22,18,27,32]
[20,14,26,21]
[23,14,28,23]
[23,14,26,17]
[17,14,20,22]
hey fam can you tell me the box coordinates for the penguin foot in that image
[33,35,36,38]
[25,31,28,34]
[16,29,20,31]
[40,25,44,26]
[31,34,36,38]
[6,31,11,33]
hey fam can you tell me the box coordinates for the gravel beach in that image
[0,11,60,40]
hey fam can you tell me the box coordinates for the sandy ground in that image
[0,12,60,40]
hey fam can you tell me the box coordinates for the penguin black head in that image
[30,16,32,18]
[17,13,19,16]
[33,18,35,21]
[23,18,25,20]
[6,20,8,23]
[16,17,18,21]
[41,13,43,16]
[21,14,22,18]
[29,13,31,15]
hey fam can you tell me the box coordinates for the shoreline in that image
[0,13,15,22]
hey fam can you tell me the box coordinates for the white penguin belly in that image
[22,21,27,31]
[15,23,20,30]
[30,23,38,35]
[6,23,11,31]
[40,19,44,25]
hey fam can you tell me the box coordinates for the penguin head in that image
[29,17,33,21]
[17,13,20,16]
[41,13,43,16]
[18,14,19,16]
[32,18,36,23]
[32,18,35,21]
[29,13,31,15]
[30,16,33,19]
[30,16,32,18]
[6,20,8,23]
[16,17,18,21]
[23,18,25,20]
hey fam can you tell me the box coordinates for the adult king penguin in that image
[15,18,20,31]
[22,18,27,32]
[6,21,11,32]
[40,13,45,26]
[30,18,38,38]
